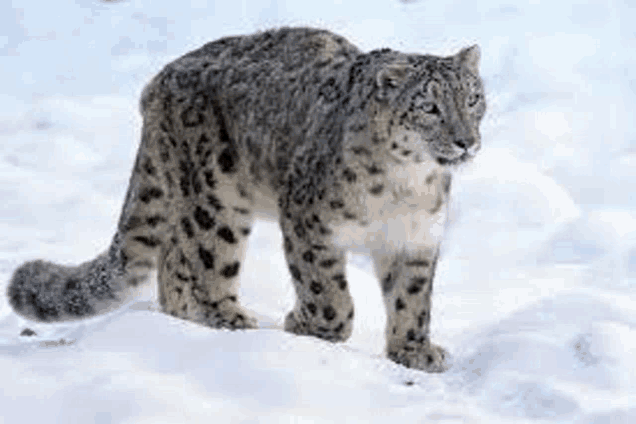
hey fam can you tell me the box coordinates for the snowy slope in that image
[1,0,634,422]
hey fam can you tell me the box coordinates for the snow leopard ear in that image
[376,63,412,100]
[456,45,481,75]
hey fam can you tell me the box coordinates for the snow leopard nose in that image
[453,137,476,151]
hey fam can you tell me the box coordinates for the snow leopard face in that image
[378,46,486,167]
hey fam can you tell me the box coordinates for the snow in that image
[1,0,634,422]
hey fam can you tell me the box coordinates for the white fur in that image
[331,161,448,253]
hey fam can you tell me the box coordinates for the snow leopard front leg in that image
[373,246,449,372]
[279,208,355,343]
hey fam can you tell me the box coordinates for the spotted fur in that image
[7,27,486,372]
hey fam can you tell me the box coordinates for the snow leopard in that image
[7,27,486,372]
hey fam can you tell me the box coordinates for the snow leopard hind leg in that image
[144,64,258,330]
[8,69,257,330]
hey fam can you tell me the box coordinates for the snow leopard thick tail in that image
[6,75,175,323]
[6,229,153,322]
[5,130,166,323]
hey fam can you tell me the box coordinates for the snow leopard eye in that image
[419,101,440,115]
[467,92,481,108]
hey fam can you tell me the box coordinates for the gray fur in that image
[7,27,486,372]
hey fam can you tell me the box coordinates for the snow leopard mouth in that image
[435,152,473,166]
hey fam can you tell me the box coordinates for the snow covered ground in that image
[1,0,634,422]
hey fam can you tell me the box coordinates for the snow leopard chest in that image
[330,162,451,253]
